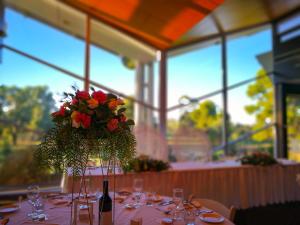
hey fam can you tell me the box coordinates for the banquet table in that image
[63,160,300,209]
[6,195,234,225]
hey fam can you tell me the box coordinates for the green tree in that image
[245,69,273,141]
[124,97,134,120]
[0,85,56,146]
[179,100,223,146]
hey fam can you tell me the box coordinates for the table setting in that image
[0,178,233,225]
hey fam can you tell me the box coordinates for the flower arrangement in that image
[240,151,277,166]
[122,155,170,173]
[35,87,136,175]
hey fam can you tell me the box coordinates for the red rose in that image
[80,113,91,128]
[52,106,66,117]
[76,91,90,100]
[120,114,127,122]
[107,119,119,132]
[92,91,107,104]
[71,98,79,105]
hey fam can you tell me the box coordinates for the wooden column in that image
[159,51,167,136]
[84,16,91,91]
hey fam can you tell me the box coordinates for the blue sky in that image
[0,8,272,124]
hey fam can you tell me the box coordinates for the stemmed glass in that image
[133,178,143,208]
[27,185,40,219]
[172,188,184,221]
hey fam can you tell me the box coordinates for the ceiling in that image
[4,0,300,62]
[61,0,224,50]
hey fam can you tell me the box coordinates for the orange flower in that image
[117,99,124,105]
[87,98,99,109]
[107,119,119,132]
[71,111,81,128]
[71,111,91,128]
[108,99,118,110]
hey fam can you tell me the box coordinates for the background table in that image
[63,160,300,209]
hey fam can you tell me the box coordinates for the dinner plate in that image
[124,203,136,209]
[0,206,19,213]
[199,213,225,223]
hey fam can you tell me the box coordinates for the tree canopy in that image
[0,85,56,146]
[244,69,273,141]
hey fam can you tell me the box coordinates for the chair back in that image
[196,198,236,222]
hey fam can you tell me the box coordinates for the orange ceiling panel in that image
[61,0,224,49]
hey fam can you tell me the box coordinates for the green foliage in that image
[179,100,223,146]
[244,70,273,141]
[122,155,170,173]
[212,150,225,161]
[240,151,277,166]
[0,85,56,145]
[124,98,134,120]
[0,147,60,186]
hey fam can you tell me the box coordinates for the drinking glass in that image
[27,185,40,219]
[133,178,143,207]
[173,188,183,208]
[172,188,184,221]
[184,210,196,225]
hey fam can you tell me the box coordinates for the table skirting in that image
[62,161,300,209]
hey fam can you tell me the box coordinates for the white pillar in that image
[146,62,154,126]
[134,62,145,125]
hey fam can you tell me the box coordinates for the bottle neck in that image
[103,180,109,195]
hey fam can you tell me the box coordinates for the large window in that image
[227,29,274,156]
[167,45,223,162]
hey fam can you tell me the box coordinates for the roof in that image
[5,0,300,62]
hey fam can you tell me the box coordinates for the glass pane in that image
[5,8,85,75]
[167,95,223,162]
[228,69,274,157]
[230,126,275,158]
[1,10,85,192]
[287,95,300,161]
[167,45,222,162]
[227,29,272,85]
[277,12,300,34]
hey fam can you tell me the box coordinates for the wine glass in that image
[27,185,40,219]
[172,188,184,221]
[133,178,143,207]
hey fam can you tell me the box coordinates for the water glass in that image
[173,188,183,208]
[184,210,196,225]
[133,178,143,207]
[27,185,40,218]
[172,188,184,221]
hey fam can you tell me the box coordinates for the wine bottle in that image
[98,180,112,225]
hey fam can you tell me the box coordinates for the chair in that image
[195,198,236,222]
